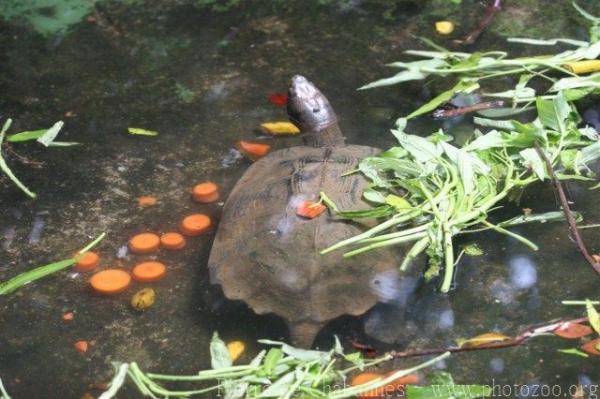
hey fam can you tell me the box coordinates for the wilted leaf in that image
[210,332,233,369]
[581,338,600,356]
[459,333,511,348]
[553,322,594,339]
[462,244,483,256]
[260,122,300,135]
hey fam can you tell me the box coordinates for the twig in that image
[456,0,502,45]
[388,317,588,358]
[533,143,600,275]
[2,143,44,168]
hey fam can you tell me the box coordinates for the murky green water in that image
[1,0,600,398]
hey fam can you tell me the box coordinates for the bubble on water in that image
[489,357,505,374]
[437,309,454,330]
[370,272,415,305]
[508,255,538,289]
[117,245,128,259]
[28,212,46,244]
[221,148,243,168]
[364,304,417,344]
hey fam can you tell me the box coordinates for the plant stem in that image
[481,220,539,250]
[0,119,36,199]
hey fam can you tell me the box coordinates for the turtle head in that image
[287,75,339,133]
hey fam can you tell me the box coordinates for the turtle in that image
[208,75,403,347]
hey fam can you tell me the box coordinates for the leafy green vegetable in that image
[99,335,451,398]
[322,94,600,293]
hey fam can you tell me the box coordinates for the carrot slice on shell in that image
[296,200,326,219]
[90,269,131,295]
[74,251,100,272]
[132,261,167,283]
[129,233,160,254]
[554,322,594,339]
[180,214,211,236]
[160,232,186,250]
[581,338,600,356]
[237,141,271,161]
[192,182,220,203]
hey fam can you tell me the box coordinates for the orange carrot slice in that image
[129,233,160,254]
[138,195,158,208]
[74,340,89,353]
[62,312,74,321]
[180,214,211,236]
[384,372,420,389]
[351,372,385,398]
[192,182,220,203]
[237,141,271,161]
[160,232,186,250]
[90,269,131,295]
[74,251,100,272]
[554,322,594,339]
[581,338,600,356]
[296,200,327,219]
[132,261,167,282]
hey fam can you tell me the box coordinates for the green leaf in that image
[363,189,386,204]
[557,348,589,358]
[519,148,547,180]
[358,59,446,90]
[258,371,295,397]
[406,80,479,120]
[6,129,47,142]
[210,332,233,369]
[392,131,441,163]
[385,194,411,210]
[577,141,600,171]
[128,127,159,136]
[586,299,600,334]
[262,348,283,377]
[536,92,571,134]
[463,244,483,256]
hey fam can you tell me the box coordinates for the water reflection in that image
[508,255,538,289]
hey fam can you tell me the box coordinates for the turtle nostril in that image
[312,108,319,113]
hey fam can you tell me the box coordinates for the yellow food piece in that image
[435,21,455,35]
[459,332,511,348]
[227,340,245,362]
[260,121,300,135]
[131,288,156,311]
[564,60,600,74]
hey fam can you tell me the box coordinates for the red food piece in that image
[268,93,288,107]
[296,201,326,219]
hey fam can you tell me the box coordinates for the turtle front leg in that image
[288,321,322,348]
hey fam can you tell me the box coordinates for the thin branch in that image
[455,0,502,45]
[534,143,600,275]
[388,317,589,359]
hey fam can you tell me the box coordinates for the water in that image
[1,0,600,397]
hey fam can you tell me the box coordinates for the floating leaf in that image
[459,333,511,348]
[553,322,594,339]
[558,348,590,358]
[581,338,600,356]
[128,127,159,136]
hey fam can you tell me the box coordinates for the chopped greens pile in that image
[321,3,600,293]
[359,2,600,120]
[95,333,491,399]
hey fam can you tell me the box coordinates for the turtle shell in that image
[208,144,402,345]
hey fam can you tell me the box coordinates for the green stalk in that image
[342,232,427,258]
[399,236,430,271]
[0,233,105,295]
[0,119,36,199]
[440,220,455,293]
[360,224,430,244]
[0,378,11,399]
[562,300,600,305]
[481,220,539,251]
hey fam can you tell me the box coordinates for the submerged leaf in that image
[558,348,590,357]
[128,127,159,136]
